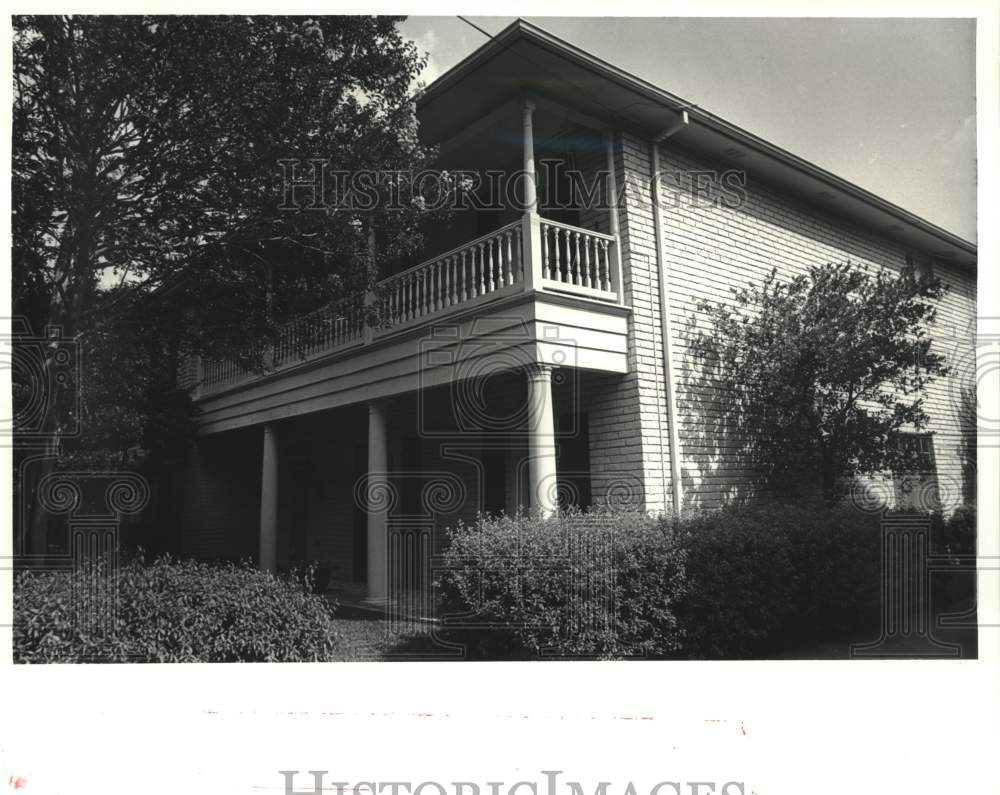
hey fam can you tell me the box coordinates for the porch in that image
[180,97,642,601]
[193,96,626,402]
[181,368,621,604]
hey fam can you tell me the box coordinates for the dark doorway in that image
[352,442,367,583]
[481,447,507,514]
[557,412,591,509]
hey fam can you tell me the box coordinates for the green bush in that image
[435,508,687,659]
[14,555,342,663]
[672,503,883,658]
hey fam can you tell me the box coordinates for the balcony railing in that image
[539,220,618,300]
[375,220,524,332]
[200,293,365,390]
[195,215,621,396]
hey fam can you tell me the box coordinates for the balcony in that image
[197,214,622,398]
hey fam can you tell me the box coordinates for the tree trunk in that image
[22,220,93,561]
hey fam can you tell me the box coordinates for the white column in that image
[521,99,543,291]
[259,424,279,573]
[522,98,538,213]
[366,401,389,601]
[605,129,623,299]
[526,364,557,517]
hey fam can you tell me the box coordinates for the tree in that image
[13,16,438,555]
[697,262,949,504]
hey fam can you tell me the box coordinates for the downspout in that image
[650,111,688,515]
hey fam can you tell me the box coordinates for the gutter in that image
[650,112,689,515]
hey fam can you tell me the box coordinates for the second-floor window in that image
[892,432,938,512]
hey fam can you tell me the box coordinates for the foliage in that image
[57,287,198,473]
[696,262,949,502]
[436,503,899,660]
[930,504,976,557]
[13,15,436,342]
[13,555,342,662]
[435,508,687,659]
[13,16,439,551]
[671,502,882,658]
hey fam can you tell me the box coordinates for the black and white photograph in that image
[5,12,988,659]
[2,6,998,792]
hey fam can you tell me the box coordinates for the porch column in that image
[605,129,623,297]
[521,99,543,290]
[366,401,389,601]
[522,98,537,213]
[526,364,557,517]
[259,424,279,573]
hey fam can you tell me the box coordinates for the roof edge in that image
[418,18,977,259]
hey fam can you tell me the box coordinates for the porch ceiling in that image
[429,97,596,173]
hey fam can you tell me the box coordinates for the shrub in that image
[930,504,977,610]
[435,508,687,659]
[14,555,342,663]
[671,503,882,658]
[436,501,973,660]
[931,504,976,558]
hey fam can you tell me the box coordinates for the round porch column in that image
[522,98,538,213]
[259,424,279,573]
[526,364,557,517]
[366,401,389,602]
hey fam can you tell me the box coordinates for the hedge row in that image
[436,503,976,659]
[14,556,341,663]
[14,504,975,662]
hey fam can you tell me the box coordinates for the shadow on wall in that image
[675,311,797,510]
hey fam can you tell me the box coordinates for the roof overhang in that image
[417,19,976,270]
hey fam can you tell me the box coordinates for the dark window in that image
[893,432,939,512]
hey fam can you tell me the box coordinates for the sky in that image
[399,16,977,243]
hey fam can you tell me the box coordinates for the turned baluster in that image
[541,225,551,279]
[500,229,514,286]
[515,228,523,283]
[553,228,563,281]
[459,250,467,301]
[601,241,610,291]
[569,232,579,285]
[484,238,495,292]
[446,256,455,306]
[475,243,484,295]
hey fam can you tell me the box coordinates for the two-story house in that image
[176,20,978,604]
